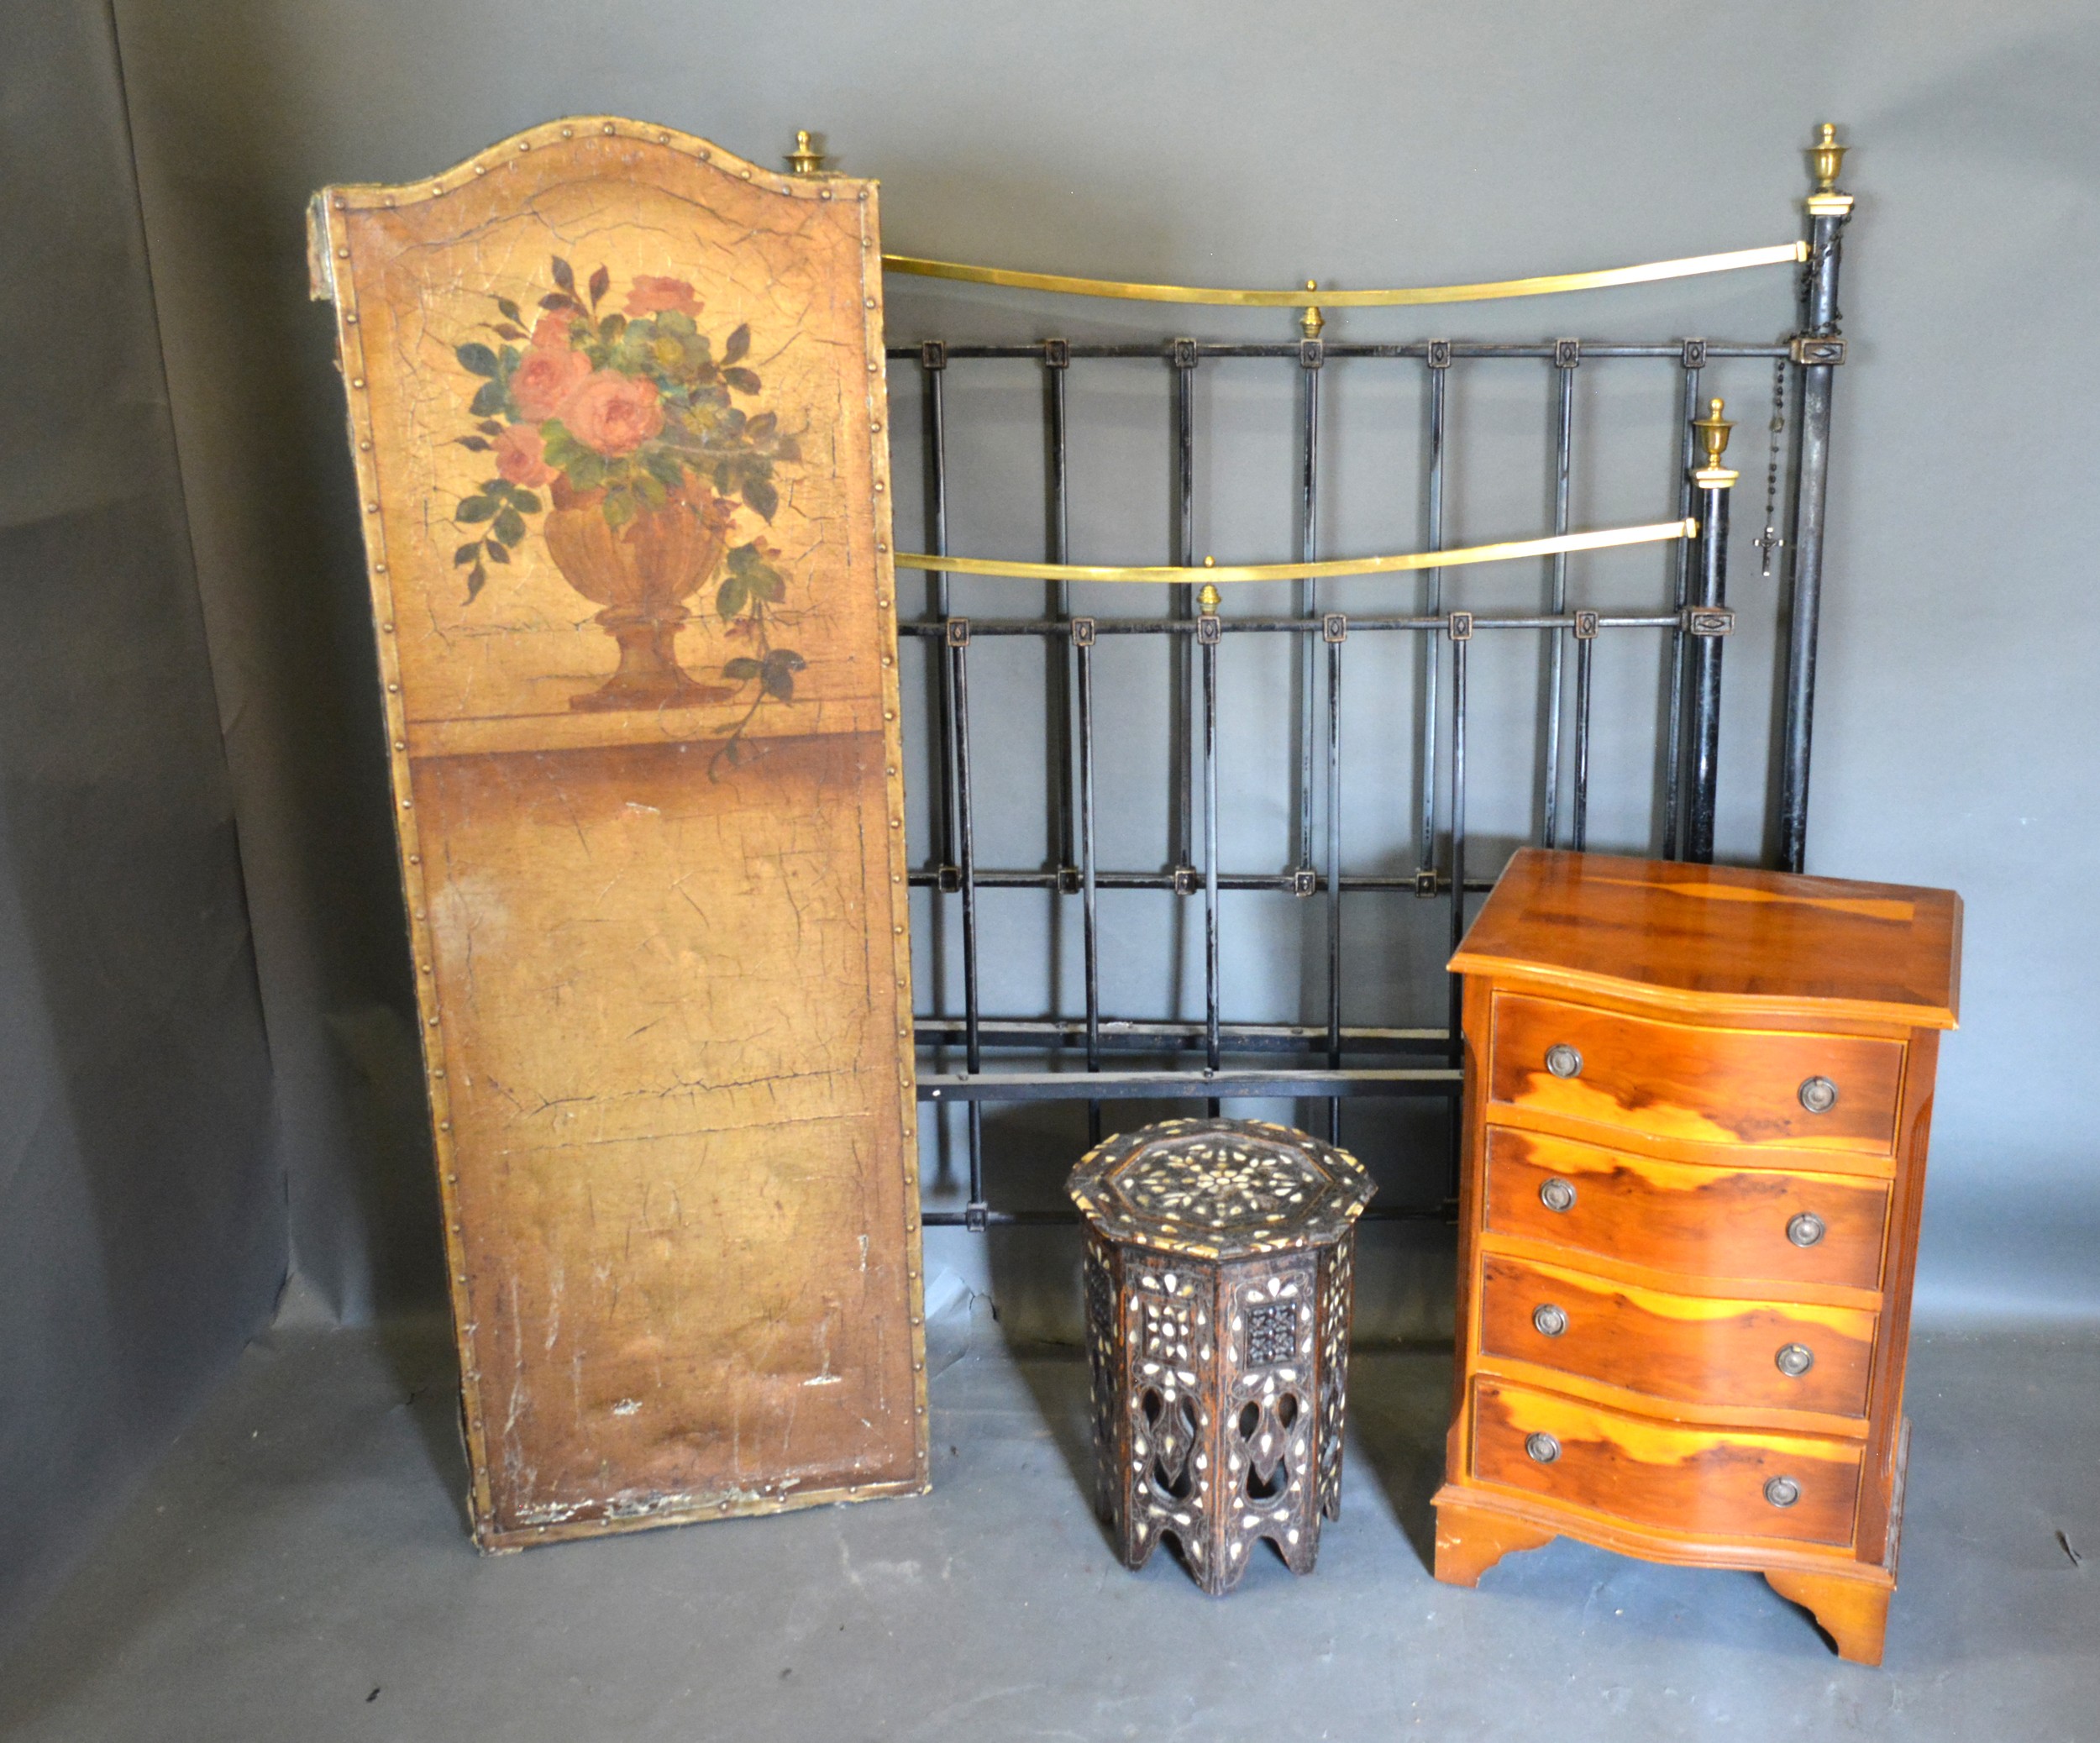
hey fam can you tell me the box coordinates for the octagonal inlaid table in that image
[1068,1118,1375,1593]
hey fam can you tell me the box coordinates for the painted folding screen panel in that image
[309,120,926,1547]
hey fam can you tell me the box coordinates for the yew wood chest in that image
[1433,849,1960,1665]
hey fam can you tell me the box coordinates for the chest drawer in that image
[1477,1252,1877,1419]
[1483,1126,1889,1292]
[1470,1377,1861,1547]
[1488,991,1904,1156]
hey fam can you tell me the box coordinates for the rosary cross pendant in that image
[1755,523,1785,577]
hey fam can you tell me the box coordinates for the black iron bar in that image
[1447,622,1469,1201]
[1778,215,1847,871]
[1298,347,1320,874]
[1047,341,1096,1142]
[1572,630,1594,850]
[1047,341,1074,874]
[1077,625,1102,1144]
[1173,345,1197,874]
[1201,617,1222,1114]
[925,350,956,872]
[896,614,1679,638]
[1662,360,1701,858]
[920,1067,1459,1100]
[1684,475,1732,864]
[950,626,987,1225]
[889,341,1793,362]
[921,347,958,1213]
[1324,624,1342,1142]
[913,1016,1448,1051]
[1301,338,1337,1139]
[1420,354,1447,872]
[911,868,1500,893]
[1542,352,1574,847]
[923,1205,1453,1226]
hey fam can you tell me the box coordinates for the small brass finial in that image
[1809,123,1847,196]
[1695,396,1734,468]
[788,129,827,176]
[1692,396,1737,486]
[1198,557,1221,616]
[1299,280,1325,341]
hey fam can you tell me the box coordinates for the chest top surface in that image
[1451,850,1961,1028]
[1068,1118,1374,1259]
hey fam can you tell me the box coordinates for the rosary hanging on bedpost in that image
[1755,356,1787,578]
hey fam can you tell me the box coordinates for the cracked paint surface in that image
[316,124,921,1542]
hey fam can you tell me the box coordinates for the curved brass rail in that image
[898,520,1696,585]
[882,243,1804,308]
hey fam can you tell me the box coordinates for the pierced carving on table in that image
[1245,1302,1297,1366]
[1070,1118,1373,1594]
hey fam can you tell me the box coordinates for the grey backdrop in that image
[0,0,279,1647]
[111,0,2100,1326]
[7,0,2097,1653]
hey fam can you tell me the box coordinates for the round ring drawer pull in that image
[1764,1474,1802,1509]
[1545,1043,1583,1079]
[1539,1177,1577,1214]
[1532,1303,1568,1338]
[1775,1342,1815,1378]
[1787,1211,1827,1248]
[1798,1075,1839,1114]
[1525,1431,1562,1464]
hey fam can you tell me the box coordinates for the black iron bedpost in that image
[1777,123,1853,873]
[1446,607,1471,1205]
[1542,339,1578,846]
[1684,397,1737,864]
[1199,580,1223,1120]
[1172,339,1198,883]
[1297,297,1324,883]
[1662,342,1704,859]
[1045,339,1074,879]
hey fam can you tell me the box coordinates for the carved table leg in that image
[1432,1497,1556,1587]
[1763,1569,1892,1666]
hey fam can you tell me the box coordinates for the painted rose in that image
[625,276,701,318]
[529,307,577,349]
[560,370,664,455]
[509,344,593,421]
[494,423,554,486]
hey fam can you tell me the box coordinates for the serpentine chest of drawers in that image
[1432,849,1960,1665]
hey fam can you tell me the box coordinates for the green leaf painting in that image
[444,256,810,753]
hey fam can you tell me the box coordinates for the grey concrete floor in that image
[3,1307,2097,1741]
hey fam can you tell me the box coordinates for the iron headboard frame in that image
[873,125,1854,1229]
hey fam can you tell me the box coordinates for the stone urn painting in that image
[447,255,806,744]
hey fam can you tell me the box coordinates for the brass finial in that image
[1299,281,1325,341]
[1809,123,1847,196]
[1198,556,1221,616]
[1695,396,1734,467]
[1804,123,1853,217]
[1692,396,1738,486]
[788,129,827,176]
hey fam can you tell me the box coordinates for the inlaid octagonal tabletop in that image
[1068,1118,1374,1260]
